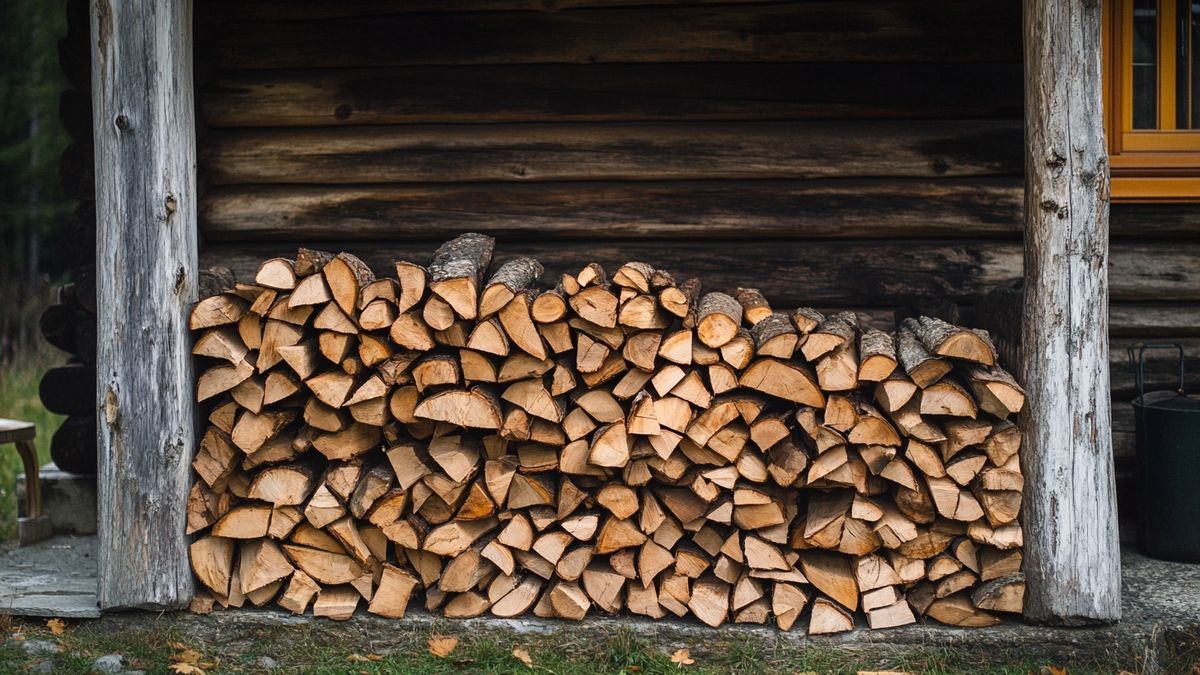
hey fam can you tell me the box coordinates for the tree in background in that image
[0,0,69,284]
[0,0,70,357]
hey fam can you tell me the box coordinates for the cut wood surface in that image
[189,234,1025,629]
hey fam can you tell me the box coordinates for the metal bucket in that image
[1129,344,1200,562]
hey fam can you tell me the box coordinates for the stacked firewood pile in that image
[188,233,1026,632]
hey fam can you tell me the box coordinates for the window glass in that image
[1134,0,1158,128]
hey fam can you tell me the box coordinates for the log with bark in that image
[187,234,1026,631]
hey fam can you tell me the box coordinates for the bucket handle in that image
[1126,343,1185,400]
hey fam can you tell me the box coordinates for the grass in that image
[0,615,1186,674]
[0,279,63,540]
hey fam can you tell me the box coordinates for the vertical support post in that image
[91,0,197,609]
[1022,0,1121,623]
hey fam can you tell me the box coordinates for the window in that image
[1104,0,1200,201]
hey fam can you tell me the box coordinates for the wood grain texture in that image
[1108,303,1200,336]
[200,240,1200,307]
[1020,0,1120,623]
[200,121,1022,185]
[199,179,1024,240]
[1108,337,1200,397]
[206,2,1020,69]
[197,63,1023,127]
[91,0,197,609]
[201,0,771,20]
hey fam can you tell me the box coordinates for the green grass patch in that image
[0,341,61,540]
[0,615,1177,674]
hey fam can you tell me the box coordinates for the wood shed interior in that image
[191,0,1200,515]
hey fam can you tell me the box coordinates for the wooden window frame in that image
[1104,0,1200,201]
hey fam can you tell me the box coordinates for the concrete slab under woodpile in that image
[0,542,1193,645]
[0,546,1193,671]
[0,535,99,618]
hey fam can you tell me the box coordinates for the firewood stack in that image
[187,233,1026,631]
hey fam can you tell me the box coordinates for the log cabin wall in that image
[191,0,1200,515]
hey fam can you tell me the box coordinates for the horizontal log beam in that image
[207,2,1020,69]
[198,63,1022,128]
[201,121,1022,186]
[199,180,1200,239]
[1108,303,1200,336]
[202,0,770,20]
[200,239,1200,306]
[200,180,1023,240]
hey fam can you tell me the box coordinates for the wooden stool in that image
[0,419,50,545]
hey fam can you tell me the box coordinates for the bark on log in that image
[93,0,197,610]
[1021,0,1120,624]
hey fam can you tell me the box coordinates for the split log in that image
[187,238,1027,630]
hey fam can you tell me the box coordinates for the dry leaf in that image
[368,654,383,661]
[429,635,459,658]
[347,654,370,663]
[169,664,206,675]
[175,648,203,664]
[1041,668,1068,675]
[671,648,695,666]
[512,647,533,666]
[46,619,66,636]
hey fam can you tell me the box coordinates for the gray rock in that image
[20,639,59,656]
[92,654,124,673]
[31,659,55,673]
[256,655,278,669]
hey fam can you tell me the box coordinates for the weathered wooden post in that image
[91,0,197,609]
[1022,0,1121,623]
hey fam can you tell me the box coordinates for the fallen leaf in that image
[367,654,383,661]
[347,654,370,663]
[671,648,695,666]
[1042,668,1068,675]
[429,635,459,658]
[175,648,203,664]
[512,647,533,666]
[169,664,206,675]
[46,619,66,636]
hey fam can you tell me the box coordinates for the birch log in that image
[92,0,197,609]
[1021,0,1120,624]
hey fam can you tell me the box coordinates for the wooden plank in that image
[1109,337,1200,397]
[1021,0,1120,623]
[199,240,1200,306]
[1110,303,1200,336]
[200,121,1022,186]
[200,179,1024,240]
[91,0,197,609]
[207,2,1021,69]
[202,0,771,20]
[198,63,1023,127]
[1111,203,1200,236]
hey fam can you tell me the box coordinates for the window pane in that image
[1179,0,1200,128]
[1134,0,1158,129]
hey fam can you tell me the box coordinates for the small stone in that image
[20,640,59,656]
[256,655,278,670]
[92,654,124,673]
[31,660,55,673]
